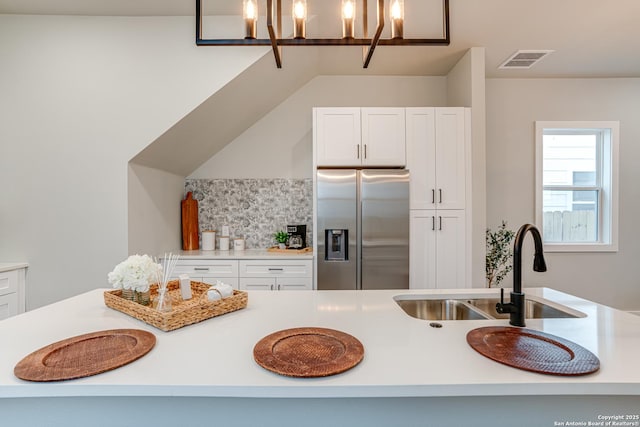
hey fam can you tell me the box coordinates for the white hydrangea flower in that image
[108,254,162,292]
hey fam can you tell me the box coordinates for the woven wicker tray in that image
[104,280,248,332]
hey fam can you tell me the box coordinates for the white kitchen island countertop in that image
[1,287,638,427]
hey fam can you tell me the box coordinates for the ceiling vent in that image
[499,50,554,69]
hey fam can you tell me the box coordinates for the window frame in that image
[535,121,619,252]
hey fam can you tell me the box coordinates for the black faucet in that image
[495,224,547,327]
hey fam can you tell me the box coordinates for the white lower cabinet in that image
[170,258,313,291]
[0,266,26,320]
[239,260,313,291]
[410,210,466,289]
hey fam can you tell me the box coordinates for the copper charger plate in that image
[14,329,156,382]
[467,326,600,376]
[253,327,364,378]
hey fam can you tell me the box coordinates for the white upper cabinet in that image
[315,108,361,167]
[406,107,467,210]
[315,107,406,167]
[361,108,406,167]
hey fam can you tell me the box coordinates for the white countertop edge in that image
[0,262,28,273]
[4,382,638,399]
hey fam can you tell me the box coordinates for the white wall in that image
[0,14,267,309]
[486,78,640,310]
[128,164,184,256]
[190,75,448,179]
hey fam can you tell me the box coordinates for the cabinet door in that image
[276,277,313,291]
[409,210,437,289]
[0,293,18,321]
[361,108,406,167]
[239,277,276,291]
[315,107,361,167]
[434,210,466,289]
[435,108,466,210]
[406,108,436,209]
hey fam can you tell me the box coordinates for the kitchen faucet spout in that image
[496,224,547,327]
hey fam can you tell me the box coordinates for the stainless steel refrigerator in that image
[316,169,410,290]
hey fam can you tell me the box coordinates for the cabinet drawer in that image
[0,270,18,296]
[277,277,312,291]
[172,260,239,278]
[239,260,312,278]
[239,277,276,291]
[0,293,18,321]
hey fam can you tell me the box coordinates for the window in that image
[535,121,619,252]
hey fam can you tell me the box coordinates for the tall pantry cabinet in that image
[407,108,471,289]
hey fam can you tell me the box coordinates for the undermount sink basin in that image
[464,298,581,319]
[394,295,585,321]
[395,299,490,321]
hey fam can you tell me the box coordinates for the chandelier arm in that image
[267,0,283,68]
[363,0,385,68]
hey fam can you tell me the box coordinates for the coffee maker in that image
[287,225,307,249]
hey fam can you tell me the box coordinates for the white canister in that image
[233,238,245,251]
[202,230,216,251]
[219,236,230,251]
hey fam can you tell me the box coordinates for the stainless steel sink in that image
[395,299,490,321]
[394,295,585,321]
[463,298,582,319]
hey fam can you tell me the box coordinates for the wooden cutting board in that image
[181,191,199,250]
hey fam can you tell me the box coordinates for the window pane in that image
[543,134,597,186]
[542,190,598,242]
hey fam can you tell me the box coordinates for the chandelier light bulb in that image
[243,0,258,39]
[390,0,404,39]
[342,0,356,39]
[292,0,307,39]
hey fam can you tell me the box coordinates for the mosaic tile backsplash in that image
[185,179,313,249]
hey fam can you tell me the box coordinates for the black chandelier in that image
[195,0,450,68]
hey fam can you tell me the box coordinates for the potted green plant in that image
[486,221,516,288]
[274,231,289,249]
